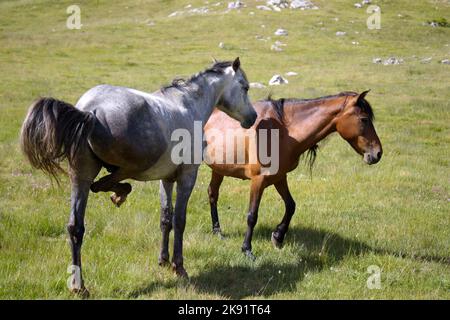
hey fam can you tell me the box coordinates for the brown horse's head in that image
[335,91,382,165]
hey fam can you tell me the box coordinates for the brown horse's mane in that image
[266,91,375,123]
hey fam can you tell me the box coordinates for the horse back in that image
[74,85,170,172]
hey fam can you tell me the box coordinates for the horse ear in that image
[357,90,370,104]
[232,57,240,72]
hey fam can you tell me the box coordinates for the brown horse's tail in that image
[20,97,96,180]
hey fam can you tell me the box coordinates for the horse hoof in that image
[271,232,283,249]
[172,264,189,278]
[158,256,170,267]
[110,193,127,207]
[243,250,256,261]
[213,228,226,240]
[70,286,90,298]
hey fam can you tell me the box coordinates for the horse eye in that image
[361,117,369,124]
[243,85,249,92]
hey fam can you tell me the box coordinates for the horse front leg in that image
[208,171,224,237]
[172,166,198,278]
[271,176,296,249]
[159,179,174,266]
[90,170,132,207]
[242,176,265,260]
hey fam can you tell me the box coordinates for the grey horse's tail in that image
[20,97,96,180]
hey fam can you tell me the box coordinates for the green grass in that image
[0,0,449,299]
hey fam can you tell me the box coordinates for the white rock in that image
[219,42,225,48]
[168,11,182,17]
[274,28,288,36]
[271,41,286,51]
[269,74,289,85]
[372,58,382,64]
[383,57,403,65]
[228,0,244,9]
[271,44,283,51]
[285,71,298,76]
[290,0,316,9]
[362,0,371,4]
[420,57,432,64]
[189,7,209,14]
[267,0,288,6]
[257,5,272,11]
[336,31,346,36]
[352,41,359,45]
[256,35,268,41]
[354,3,362,8]
[440,59,450,65]
[272,5,281,11]
[250,82,266,89]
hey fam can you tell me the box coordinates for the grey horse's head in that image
[216,58,257,129]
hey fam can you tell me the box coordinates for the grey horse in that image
[20,58,257,295]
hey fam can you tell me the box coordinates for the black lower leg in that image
[159,206,172,265]
[272,199,295,244]
[242,210,258,254]
[241,179,264,259]
[159,180,173,266]
[208,173,223,234]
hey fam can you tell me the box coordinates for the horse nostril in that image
[377,151,382,159]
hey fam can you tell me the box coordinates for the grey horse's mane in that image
[161,61,233,93]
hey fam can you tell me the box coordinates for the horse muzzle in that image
[241,111,257,129]
[363,150,382,165]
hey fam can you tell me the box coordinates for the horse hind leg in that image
[242,176,265,261]
[67,148,102,296]
[272,176,296,249]
[90,169,132,207]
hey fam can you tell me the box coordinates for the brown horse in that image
[204,91,382,259]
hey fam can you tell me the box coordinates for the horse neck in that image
[284,96,348,152]
[182,74,228,125]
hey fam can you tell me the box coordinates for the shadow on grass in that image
[128,226,372,299]
[128,225,449,299]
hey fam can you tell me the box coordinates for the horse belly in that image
[207,163,252,180]
[132,151,179,181]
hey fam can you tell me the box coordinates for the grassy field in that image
[0,0,449,299]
